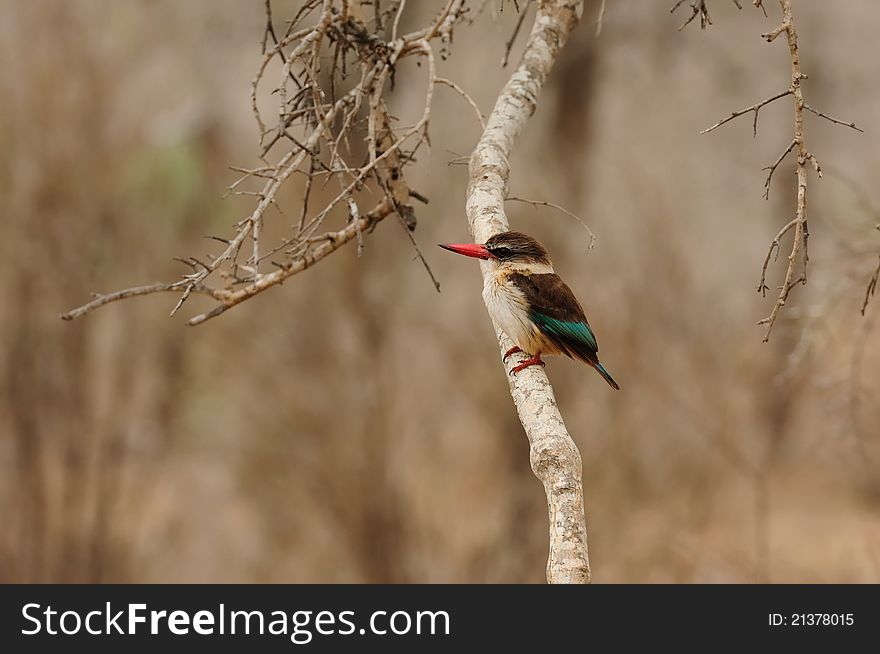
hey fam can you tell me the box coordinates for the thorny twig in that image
[61,283,224,322]
[63,0,469,325]
[671,0,742,31]
[693,0,862,341]
[803,104,864,133]
[700,89,791,138]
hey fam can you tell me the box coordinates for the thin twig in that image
[803,103,864,133]
[61,282,225,321]
[396,214,441,292]
[187,198,397,326]
[392,0,406,41]
[671,0,742,31]
[757,218,796,296]
[506,196,596,251]
[701,89,791,136]
[761,138,796,200]
[435,77,486,130]
[863,254,880,316]
[501,0,531,67]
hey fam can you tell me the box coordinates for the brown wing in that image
[510,272,599,360]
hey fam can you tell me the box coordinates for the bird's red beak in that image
[438,243,493,260]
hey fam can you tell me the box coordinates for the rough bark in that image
[465,0,589,584]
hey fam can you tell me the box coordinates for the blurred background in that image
[1,0,878,583]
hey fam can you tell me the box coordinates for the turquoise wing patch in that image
[531,312,598,352]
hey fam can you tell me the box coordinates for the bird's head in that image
[438,231,552,271]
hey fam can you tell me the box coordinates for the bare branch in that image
[391,0,406,41]
[61,282,225,322]
[501,0,531,67]
[803,103,864,133]
[595,0,607,37]
[467,0,590,584]
[506,196,596,251]
[757,218,796,296]
[435,77,486,131]
[761,19,788,42]
[672,0,711,31]
[761,138,796,199]
[63,0,469,325]
[187,198,396,327]
[671,0,741,31]
[700,89,791,136]
[758,1,810,341]
[395,212,442,293]
[694,0,861,341]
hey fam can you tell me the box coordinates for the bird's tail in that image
[593,361,620,390]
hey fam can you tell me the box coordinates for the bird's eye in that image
[493,247,511,258]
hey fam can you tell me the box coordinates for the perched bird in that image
[439,231,619,389]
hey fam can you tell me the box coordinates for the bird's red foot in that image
[502,346,523,361]
[510,354,545,375]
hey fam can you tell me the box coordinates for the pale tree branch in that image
[595,0,607,37]
[187,199,397,326]
[466,0,590,584]
[60,283,225,322]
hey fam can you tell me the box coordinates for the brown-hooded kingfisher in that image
[439,231,619,389]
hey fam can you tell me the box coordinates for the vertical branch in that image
[756,0,811,341]
[699,0,861,341]
[466,0,590,584]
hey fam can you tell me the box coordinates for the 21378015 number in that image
[791,613,853,626]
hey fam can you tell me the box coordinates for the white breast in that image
[483,273,545,354]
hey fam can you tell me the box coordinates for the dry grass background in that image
[1,0,878,583]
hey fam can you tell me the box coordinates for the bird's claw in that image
[502,346,523,362]
[509,356,545,375]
